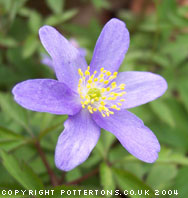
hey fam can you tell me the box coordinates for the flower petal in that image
[39,26,87,90]
[41,53,54,69]
[55,110,100,171]
[116,71,168,109]
[90,18,130,74]
[12,79,81,115]
[92,110,160,163]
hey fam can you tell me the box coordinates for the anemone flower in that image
[41,38,86,69]
[12,18,167,171]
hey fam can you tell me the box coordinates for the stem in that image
[35,141,59,186]
[59,172,66,184]
[65,167,99,185]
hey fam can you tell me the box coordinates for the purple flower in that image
[12,18,167,171]
[41,38,86,69]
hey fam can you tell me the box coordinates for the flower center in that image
[77,66,126,117]
[87,88,101,99]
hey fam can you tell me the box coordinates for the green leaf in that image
[65,168,82,183]
[80,147,102,168]
[0,35,18,47]
[46,0,64,14]
[146,164,177,190]
[0,126,26,150]
[178,77,188,113]
[109,145,129,162]
[22,34,38,58]
[112,168,155,198]
[0,150,44,190]
[157,0,177,22]
[0,93,28,131]
[45,9,78,26]
[0,65,18,86]
[157,147,188,166]
[96,130,115,158]
[28,11,42,34]
[118,147,188,166]
[18,7,32,17]
[100,162,115,193]
[39,121,64,140]
[162,35,188,65]
[174,167,188,196]
[150,99,175,127]
[0,0,28,21]
[166,98,188,139]
[91,0,110,10]
[0,134,29,152]
[0,126,23,139]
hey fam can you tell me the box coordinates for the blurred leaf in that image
[81,147,102,168]
[9,18,29,41]
[174,167,188,196]
[39,121,63,140]
[36,113,61,132]
[118,148,188,166]
[146,164,177,190]
[0,150,44,190]
[96,130,115,158]
[157,0,177,21]
[112,168,155,198]
[65,168,82,182]
[150,98,188,150]
[9,0,28,22]
[46,0,64,14]
[157,147,188,166]
[150,53,171,68]
[22,34,38,58]
[0,0,12,12]
[0,65,18,86]
[0,126,24,144]
[162,35,188,65]
[150,99,175,127]
[178,4,188,17]
[28,11,42,34]
[150,122,188,149]
[168,11,188,27]
[129,105,154,123]
[0,93,28,131]
[18,7,31,17]
[100,162,115,194]
[0,126,27,152]
[178,77,188,113]
[109,145,129,162]
[45,10,78,26]
[0,35,18,47]
[91,0,110,10]
[63,19,101,49]
[0,0,28,22]
[120,161,148,180]
[166,98,188,139]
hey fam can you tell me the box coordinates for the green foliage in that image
[0,150,44,190]
[0,0,188,197]
[100,162,115,194]
[113,168,155,198]
[46,0,64,14]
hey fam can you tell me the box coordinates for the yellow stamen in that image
[77,67,126,117]
[104,80,109,85]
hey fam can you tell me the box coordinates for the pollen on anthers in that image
[77,66,126,117]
